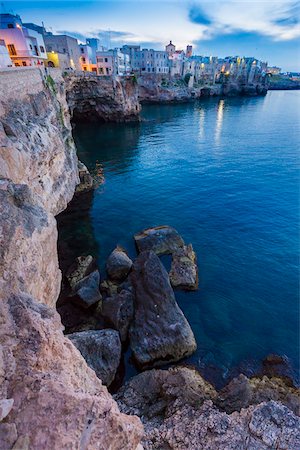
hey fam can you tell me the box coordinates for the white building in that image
[0,39,12,67]
[0,14,47,67]
[96,49,130,76]
[126,48,169,74]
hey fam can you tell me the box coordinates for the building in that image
[96,49,130,76]
[43,34,81,70]
[0,14,47,67]
[184,55,218,85]
[0,39,12,67]
[186,45,193,58]
[125,47,169,74]
[86,38,103,63]
[166,40,176,56]
[169,50,185,77]
[79,43,97,72]
[267,66,281,75]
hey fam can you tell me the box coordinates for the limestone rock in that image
[66,74,141,123]
[169,244,198,290]
[72,270,102,308]
[0,68,79,215]
[102,289,134,342]
[68,329,121,386]
[106,247,133,282]
[0,180,61,307]
[129,251,197,368]
[0,399,14,421]
[115,367,217,421]
[75,160,95,194]
[134,225,184,255]
[0,293,143,449]
[66,254,96,289]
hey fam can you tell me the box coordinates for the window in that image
[106,67,109,74]
[7,23,14,28]
[15,62,20,66]
[81,48,84,53]
[98,57,103,62]
[22,61,27,66]
[63,48,66,53]
[83,67,87,71]
[30,44,33,50]
[105,58,108,62]
[82,57,86,63]
[99,67,103,74]
[7,44,17,56]
[40,46,45,53]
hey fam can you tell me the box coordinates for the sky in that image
[1,0,300,71]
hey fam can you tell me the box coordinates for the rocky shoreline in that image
[0,68,299,449]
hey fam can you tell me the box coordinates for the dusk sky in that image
[2,0,300,71]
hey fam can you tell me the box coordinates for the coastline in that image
[0,68,299,449]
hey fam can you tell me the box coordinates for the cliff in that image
[0,68,79,216]
[65,73,141,122]
[268,75,300,90]
[0,68,143,449]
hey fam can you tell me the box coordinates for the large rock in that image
[106,247,133,282]
[65,254,96,289]
[65,74,141,123]
[129,251,197,368]
[115,367,300,450]
[134,225,184,255]
[169,244,198,290]
[0,294,143,449]
[0,68,79,215]
[72,270,102,309]
[68,329,121,386]
[102,289,134,342]
[0,180,61,307]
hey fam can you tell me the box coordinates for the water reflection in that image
[198,108,205,140]
[215,99,224,145]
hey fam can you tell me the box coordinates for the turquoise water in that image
[68,91,300,384]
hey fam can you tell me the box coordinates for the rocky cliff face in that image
[65,74,141,122]
[0,68,79,216]
[0,68,143,449]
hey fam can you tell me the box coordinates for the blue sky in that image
[2,0,300,71]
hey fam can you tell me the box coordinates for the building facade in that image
[0,14,47,67]
[96,49,130,76]
[44,34,81,70]
[0,39,12,67]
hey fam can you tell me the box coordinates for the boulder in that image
[68,329,122,386]
[129,251,197,368]
[75,161,94,194]
[169,244,198,290]
[106,246,133,282]
[65,254,96,290]
[102,289,134,342]
[72,270,102,308]
[134,225,184,255]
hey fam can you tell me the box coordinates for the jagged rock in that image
[65,254,96,289]
[0,68,78,215]
[65,75,141,123]
[100,279,120,297]
[0,399,14,421]
[261,354,294,380]
[0,294,143,449]
[106,247,133,282]
[75,161,94,194]
[115,367,300,450]
[68,329,122,386]
[129,251,197,368]
[102,289,134,342]
[134,226,184,255]
[0,180,61,307]
[115,367,217,421]
[169,244,198,290]
[72,270,102,308]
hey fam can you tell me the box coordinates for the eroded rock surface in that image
[129,251,197,368]
[0,68,79,215]
[68,329,122,386]
[72,270,102,309]
[102,289,134,342]
[134,225,184,255]
[169,244,198,290]
[0,180,60,307]
[115,367,300,450]
[106,247,133,282]
[0,294,143,449]
[65,254,96,290]
[66,74,141,123]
